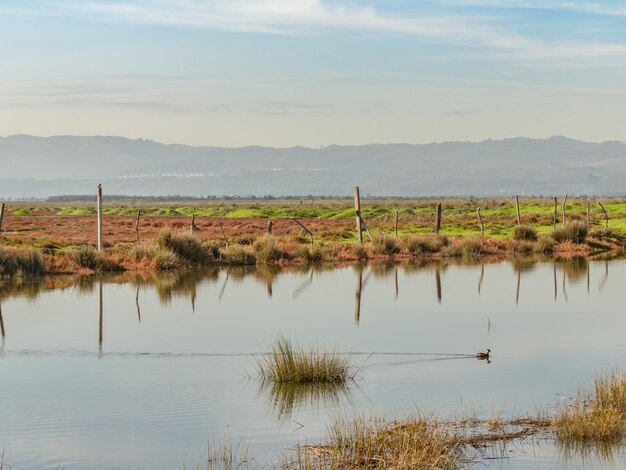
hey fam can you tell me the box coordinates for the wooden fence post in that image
[354,186,363,245]
[135,209,141,244]
[477,207,484,237]
[598,202,609,229]
[291,218,314,246]
[435,203,442,234]
[267,220,273,235]
[561,194,568,227]
[553,197,558,229]
[586,202,591,229]
[515,195,521,225]
[190,214,197,234]
[96,184,103,251]
[394,209,399,238]
[0,203,5,234]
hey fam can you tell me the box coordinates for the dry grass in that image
[253,236,283,264]
[556,371,626,443]
[403,234,449,256]
[369,235,401,256]
[0,247,45,276]
[513,224,537,241]
[552,222,589,244]
[444,238,483,258]
[256,335,352,384]
[156,230,214,265]
[289,415,463,470]
[220,245,256,265]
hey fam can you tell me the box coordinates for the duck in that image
[476,349,491,359]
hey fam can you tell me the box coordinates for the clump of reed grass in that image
[403,234,449,256]
[508,239,535,254]
[296,246,325,264]
[156,230,214,265]
[556,371,626,444]
[352,244,368,262]
[513,224,537,241]
[291,415,461,470]
[552,222,589,244]
[534,235,557,254]
[370,235,401,256]
[253,236,283,264]
[257,335,351,384]
[0,247,45,276]
[444,237,483,258]
[206,435,252,470]
[220,245,256,265]
[129,243,183,270]
[69,245,120,271]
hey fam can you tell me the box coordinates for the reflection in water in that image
[435,264,442,304]
[98,281,103,353]
[600,260,609,293]
[478,264,484,295]
[259,380,351,421]
[355,266,363,324]
[0,300,4,351]
[557,438,626,468]
[136,286,141,323]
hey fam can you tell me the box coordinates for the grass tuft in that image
[556,371,626,443]
[253,236,283,264]
[220,245,256,265]
[444,237,483,258]
[403,234,449,256]
[257,335,351,384]
[70,246,120,271]
[552,222,589,244]
[370,235,401,256]
[513,224,538,241]
[291,415,461,470]
[156,230,214,265]
[0,247,45,276]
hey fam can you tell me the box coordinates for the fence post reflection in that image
[98,280,103,353]
[435,264,442,304]
[355,267,363,324]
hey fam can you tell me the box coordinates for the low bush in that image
[513,224,537,241]
[70,246,120,271]
[296,246,324,263]
[370,235,401,256]
[552,222,588,244]
[404,234,449,256]
[156,230,214,264]
[444,237,483,257]
[0,247,45,276]
[534,236,557,254]
[253,236,283,264]
[352,244,368,262]
[220,245,256,265]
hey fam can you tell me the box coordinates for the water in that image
[1,258,626,469]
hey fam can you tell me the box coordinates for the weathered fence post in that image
[586,202,591,229]
[96,184,103,251]
[219,223,229,247]
[515,195,521,225]
[190,214,197,234]
[291,218,314,246]
[267,220,273,235]
[561,194,568,227]
[135,209,141,244]
[0,203,5,233]
[477,207,484,237]
[553,197,558,229]
[598,201,609,229]
[394,209,399,238]
[435,203,442,234]
[354,186,363,245]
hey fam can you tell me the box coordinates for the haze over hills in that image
[2,134,626,199]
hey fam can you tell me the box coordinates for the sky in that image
[1,0,626,147]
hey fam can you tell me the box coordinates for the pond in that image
[1,257,626,469]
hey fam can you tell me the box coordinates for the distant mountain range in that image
[2,134,626,198]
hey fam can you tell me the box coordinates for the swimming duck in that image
[476,349,491,359]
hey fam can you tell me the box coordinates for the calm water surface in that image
[1,258,626,469]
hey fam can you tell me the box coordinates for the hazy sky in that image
[2,0,626,147]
